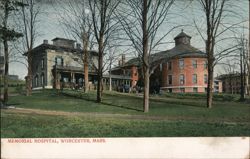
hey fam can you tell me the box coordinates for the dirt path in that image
[1,107,248,125]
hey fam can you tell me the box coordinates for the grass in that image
[1,89,250,137]
[1,111,249,137]
[162,92,242,102]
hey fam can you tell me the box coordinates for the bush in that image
[15,85,24,94]
[162,92,240,102]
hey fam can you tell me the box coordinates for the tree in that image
[117,0,175,112]
[18,0,41,96]
[0,0,23,106]
[221,59,237,94]
[248,0,250,96]
[237,35,248,99]
[88,0,121,102]
[193,0,248,103]
[56,0,95,93]
[105,44,121,91]
[198,0,230,108]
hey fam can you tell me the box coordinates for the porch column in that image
[71,72,75,83]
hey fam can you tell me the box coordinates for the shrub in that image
[15,85,24,94]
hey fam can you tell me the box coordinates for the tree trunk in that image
[248,0,250,96]
[142,0,149,112]
[3,39,8,105]
[143,68,149,112]
[83,33,89,93]
[109,61,112,91]
[0,71,3,102]
[240,48,245,100]
[97,36,103,103]
[206,37,214,108]
[207,64,213,108]
[26,51,32,96]
[0,73,2,104]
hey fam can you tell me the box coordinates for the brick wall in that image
[131,66,138,87]
[161,57,208,93]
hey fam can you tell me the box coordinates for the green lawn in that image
[1,89,250,137]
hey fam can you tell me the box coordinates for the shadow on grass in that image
[101,101,143,112]
[151,98,206,108]
[105,93,205,109]
[62,92,143,112]
[6,103,22,106]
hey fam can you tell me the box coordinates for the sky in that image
[2,0,249,80]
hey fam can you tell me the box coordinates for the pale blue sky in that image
[6,0,249,79]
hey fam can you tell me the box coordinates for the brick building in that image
[111,31,214,93]
[217,73,248,94]
[26,38,99,90]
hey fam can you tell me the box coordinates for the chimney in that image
[121,54,125,66]
[43,40,48,44]
[76,43,81,49]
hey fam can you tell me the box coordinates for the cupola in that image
[174,29,191,46]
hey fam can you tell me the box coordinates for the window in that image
[192,60,197,68]
[180,88,185,93]
[179,59,184,69]
[193,87,198,93]
[168,61,172,70]
[179,74,185,85]
[204,74,208,84]
[204,60,208,69]
[63,77,69,83]
[41,73,45,86]
[192,74,197,84]
[168,75,172,85]
[55,57,64,66]
[41,59,44,69]
[35,75,38,87]
[168,88,172,93]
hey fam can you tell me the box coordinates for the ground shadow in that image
[62,92,143,112]
[101,101,143,112]
[6,103,22,106]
